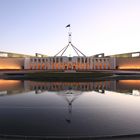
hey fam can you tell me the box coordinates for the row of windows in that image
[30,63,110,67]
[30,64,111,70]
[29,62,110,66]
[31,84,111,91]
[30,58,110,63]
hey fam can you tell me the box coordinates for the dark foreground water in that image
[0,79,140,139]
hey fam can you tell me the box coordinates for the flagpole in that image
[68,25,71,44]
[69,25,71,33]
[54,24,86,57]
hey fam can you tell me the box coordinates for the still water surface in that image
[0,79,140,138]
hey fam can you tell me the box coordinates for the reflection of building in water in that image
[25,80,117,93]
[116,80,140,95]
[0,80,30,96]
[1,80,140,96]
[57,90,82,124]
[25,80,140,95]
[132,90,140,96]
[0,80,24,95]
[117,80,140,90]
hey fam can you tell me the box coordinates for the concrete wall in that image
[116,58,140,69]
[0,57,24,69]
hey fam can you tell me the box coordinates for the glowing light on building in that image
[118,66,140,69]
[0,65,21,69]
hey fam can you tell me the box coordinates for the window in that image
[69,57,72,61]
[56,57,59,63]
[78,58,80,62]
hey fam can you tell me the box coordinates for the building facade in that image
[24,56,116,70]
[0,52,140,70]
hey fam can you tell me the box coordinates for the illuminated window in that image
[73,65,76,70]
[92,64,94,69]
[42,64,45,69]
[30,65,32,69]
[65,66,67,70]
[34,65,36,69]
[99,64,102,69]
[39,64,41,69]
[95,65,98,69]
[104,64,106,69]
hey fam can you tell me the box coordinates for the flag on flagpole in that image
[66,24,70,28]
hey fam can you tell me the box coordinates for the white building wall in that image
[24,58,30,69]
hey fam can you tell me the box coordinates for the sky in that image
[0,0,140,56]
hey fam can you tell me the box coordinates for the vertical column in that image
[89,57,92,70]
[48,57,51,70]
[106,60,108,69]
[93,59,95,70]
[102,59,104,70]
[113,57,116,69]
[36,58,37,70]
[24,58,30,69]
[44,58,46,70]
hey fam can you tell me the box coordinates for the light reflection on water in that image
[0,79,140,137]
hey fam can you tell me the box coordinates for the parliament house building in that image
[0,31,140,71]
